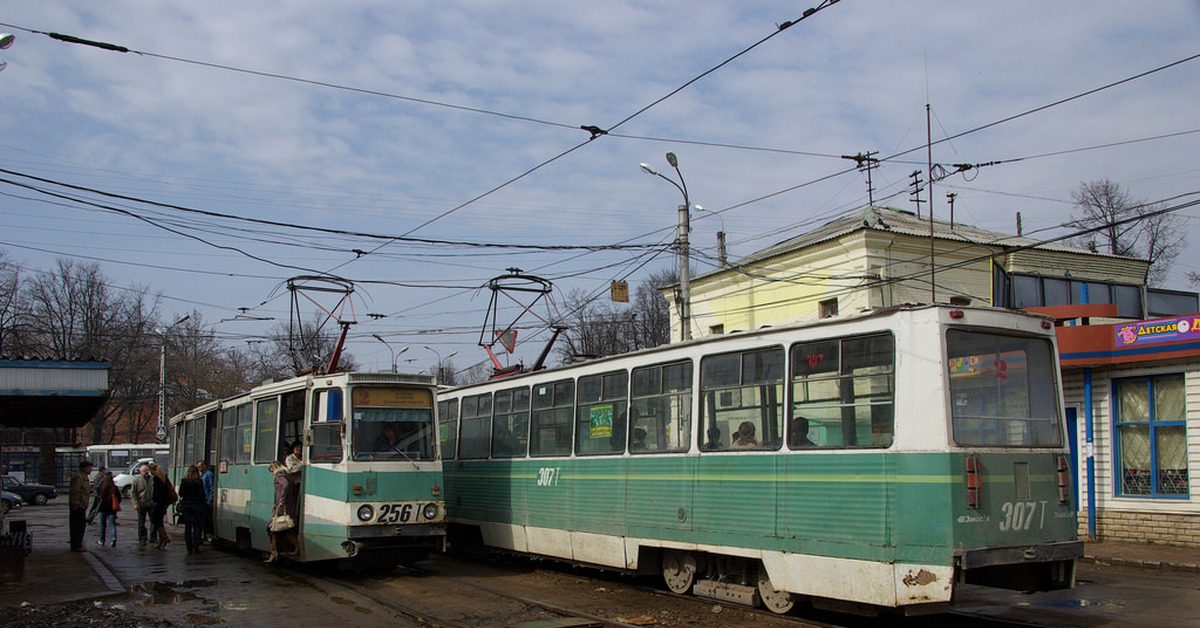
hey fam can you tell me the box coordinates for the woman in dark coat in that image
[148,463,174,549]
[178,464,207,554]
[266,461,296,562]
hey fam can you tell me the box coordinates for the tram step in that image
[692,579,761,607]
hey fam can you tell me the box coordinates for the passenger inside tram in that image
[630,427,647,451]
[789,416,817,448]
[703,426,723,450]
[732,421,758,448]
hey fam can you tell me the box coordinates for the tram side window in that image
[438,399,459,461]
[701,347,785,451]
[493,387,530,458]
[234,404,253,464]
[310,389,344,463]
[459,393,493,459]
[185,420,201,467]
[631,360,693,454]
[280,390,306,459]
[576,371,628,456]
[219,408,237,464]
[947,330,1061,447]
[254,397,279,464]
[530,379,575,457]
[791,333,895,449]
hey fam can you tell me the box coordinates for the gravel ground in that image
[3,600,176,628]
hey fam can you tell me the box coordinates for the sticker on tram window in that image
[999,500,1047,532]
[377,503,415,524]
[589,405,613,438]
[536,467,561,487]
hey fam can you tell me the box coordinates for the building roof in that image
[717,206,1137,276]
[0,359,111,429]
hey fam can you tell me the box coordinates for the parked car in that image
[1,489,21,514]
[1,475,58,505]
[113,457,156,497]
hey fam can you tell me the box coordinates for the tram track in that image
[310,559,644,628]
[302,552,826,627]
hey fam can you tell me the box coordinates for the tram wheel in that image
[757,568,795,614]
[662,550,696,595]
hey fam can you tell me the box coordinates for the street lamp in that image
[641,152,694,341]
[421,345,458,383]
[0,33,14,73]
[372,334,408,373]
[156,314,190,443]
[693,205,727,267]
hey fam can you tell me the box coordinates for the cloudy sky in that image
[2,1,1199,373]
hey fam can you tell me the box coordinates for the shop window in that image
[1115,375,1189,497]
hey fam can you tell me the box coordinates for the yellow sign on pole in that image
[611,281,629,303]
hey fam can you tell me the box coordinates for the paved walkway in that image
[2,505,1198,609]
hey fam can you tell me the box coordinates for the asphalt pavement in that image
[2,502,1198,612]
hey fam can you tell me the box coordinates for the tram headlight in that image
[356,504,374,522]
[422,503,439,520]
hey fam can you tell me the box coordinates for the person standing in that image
[265,461,298,563]
[96,471,120,547]
[198,460,215,541]
[85,465,106,524]
[148,463,175,550]
[130,463,155,546]
[69,460,93,551]
[178,465,206,554]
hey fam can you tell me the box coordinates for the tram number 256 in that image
[378,503,415,524]
[999,500,1046,532]
[537,467,561,487]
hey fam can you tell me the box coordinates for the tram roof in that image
[442,303,1054,393]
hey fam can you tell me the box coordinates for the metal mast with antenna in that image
[841,151,879,207]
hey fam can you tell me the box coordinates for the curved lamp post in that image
[372,333,408,373]
[641,152,693,341]
[156,314,190,443]
[421,345,458,383]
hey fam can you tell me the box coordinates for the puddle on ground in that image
[132,579,218,606]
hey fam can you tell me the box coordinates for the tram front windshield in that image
[351,387,437,461]
[947,329,1062,447]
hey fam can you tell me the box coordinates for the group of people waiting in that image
[68,458,214,555]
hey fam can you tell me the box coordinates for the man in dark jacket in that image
[69,460,93,551]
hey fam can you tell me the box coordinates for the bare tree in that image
[169,312,259,417]
[15,259,161,443]
[1069,180,1183,286]
[252,315,359,380]
[0,252,21,356]
[557,268,676,361]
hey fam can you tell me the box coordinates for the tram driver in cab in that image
[375,424,402,453]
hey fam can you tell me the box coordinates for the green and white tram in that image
[439,305,1081,614]
[170,371,446,569]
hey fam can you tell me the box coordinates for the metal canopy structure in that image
[0,359,111,428]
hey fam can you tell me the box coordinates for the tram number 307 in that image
[378,503,416,524]
[537,467,561,487]
[999,500,1047,532]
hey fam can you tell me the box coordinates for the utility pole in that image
[909,170,925,217]
[841,151,880,207]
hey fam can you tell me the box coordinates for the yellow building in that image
[676,206,1155,339]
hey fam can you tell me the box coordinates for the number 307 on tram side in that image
[438,305,1082,615]
[169,372,446,570]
